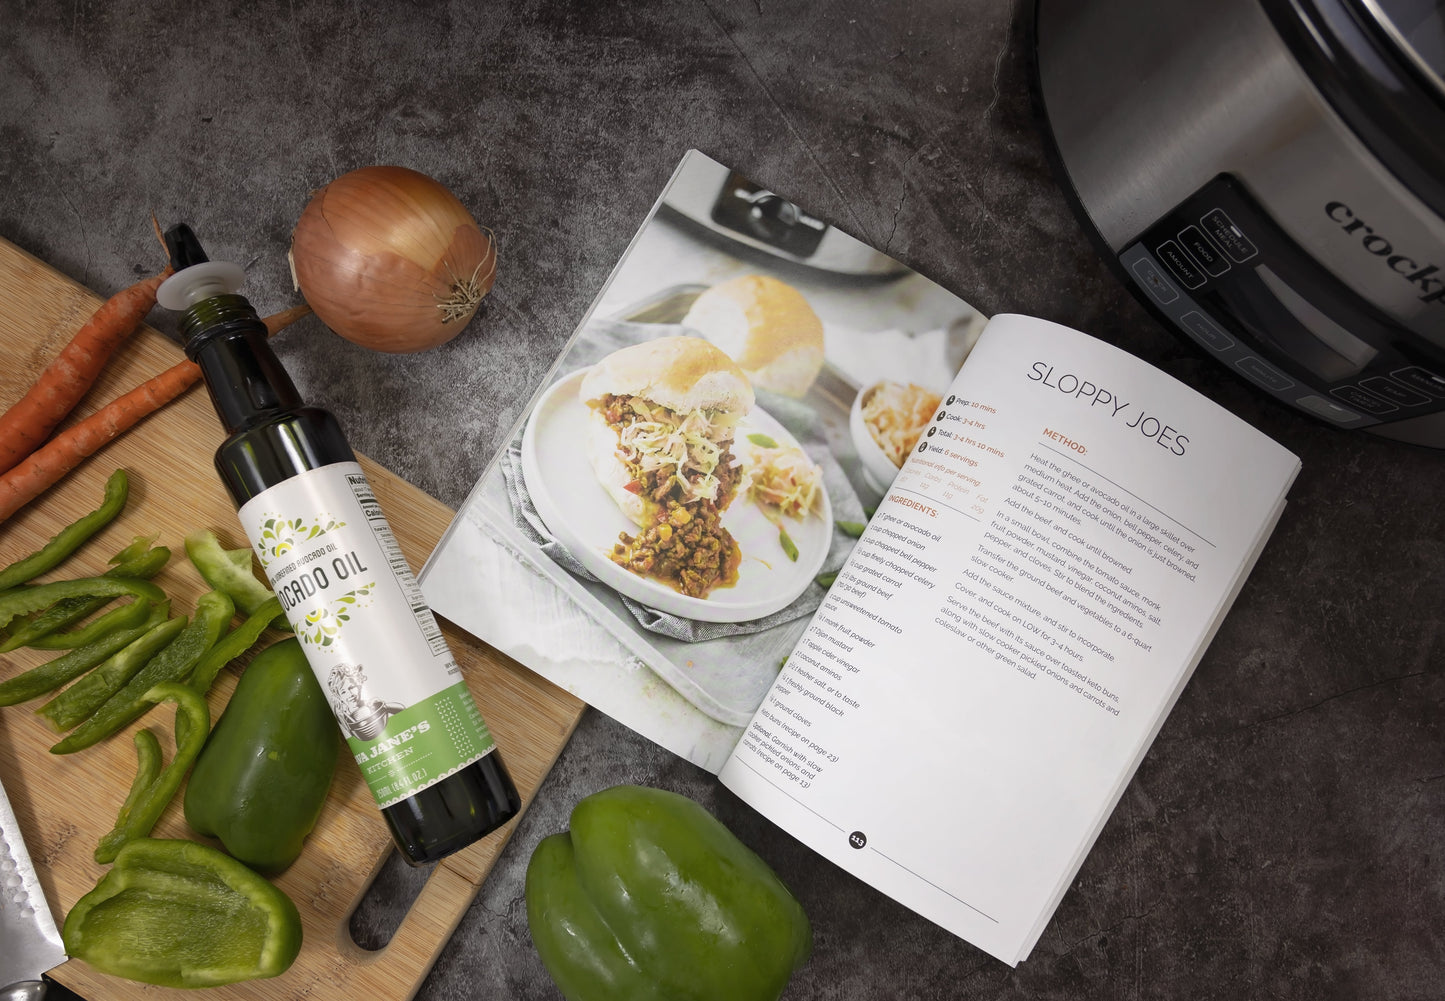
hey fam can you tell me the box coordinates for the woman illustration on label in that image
[326,661,405,740]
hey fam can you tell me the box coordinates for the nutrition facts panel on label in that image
[346,472,451,658]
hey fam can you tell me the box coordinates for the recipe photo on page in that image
[718,313,1301,965]
[419,149,986,772]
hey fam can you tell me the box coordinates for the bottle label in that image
[238,461,497,809]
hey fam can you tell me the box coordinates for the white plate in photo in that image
[520,368,833,623]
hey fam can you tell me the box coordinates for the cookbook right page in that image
[719,313,1301,966]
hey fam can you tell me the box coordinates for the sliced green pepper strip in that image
[63,838,303,988]
[108,533,159,566]
[0,469,129,591]
[0,603,170,708]
[114,545,170,576]
[111,543,170,575]
[94,682,210,864]
[24,597,153,652]
[117,729,163,828]
[0,577,165,633]
[36,615,187,733]
[185,529,275,616]
[188,597,286,696]
[1,544,171,652]
[52,591,234,754]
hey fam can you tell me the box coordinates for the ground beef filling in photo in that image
[610,496,741,599]
[598,394,743,598]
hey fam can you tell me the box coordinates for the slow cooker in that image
[1033,0,1445,446]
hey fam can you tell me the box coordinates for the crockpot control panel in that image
[1119,174,1445,429]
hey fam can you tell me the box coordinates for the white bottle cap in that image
[157,260,248,311]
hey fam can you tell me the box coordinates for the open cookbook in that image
[420,150,1302,965]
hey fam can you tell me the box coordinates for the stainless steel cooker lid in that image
[1267,0,1445,220]
[1361,0,1445,98]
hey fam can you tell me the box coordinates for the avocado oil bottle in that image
[157,224,520,865]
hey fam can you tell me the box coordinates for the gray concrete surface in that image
[3,1,1442,999]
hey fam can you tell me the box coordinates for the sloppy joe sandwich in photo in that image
[580,336,753,600]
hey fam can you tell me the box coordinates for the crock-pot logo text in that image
[1028,362,1189,456]
[1326,202,1445,304]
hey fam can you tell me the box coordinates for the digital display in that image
[1254,264,1378,381]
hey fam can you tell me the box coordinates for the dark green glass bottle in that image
[160,225,520,865]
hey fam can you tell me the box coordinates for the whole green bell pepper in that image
[525,785,812,1001]
[62,837,302,988]
[184,637,339,874]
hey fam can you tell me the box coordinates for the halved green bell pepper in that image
[62,837,302,988]
[525,785,812,1001]
[184,637,339,874]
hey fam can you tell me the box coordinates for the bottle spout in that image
[157,223,247,311]
[164,223,210,269]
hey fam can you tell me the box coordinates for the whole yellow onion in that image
[289,166,496,353]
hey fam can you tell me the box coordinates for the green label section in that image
[348,682,497,809]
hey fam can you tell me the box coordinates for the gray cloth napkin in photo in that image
[500,318,867,643]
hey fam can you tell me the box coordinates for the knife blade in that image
[0,775,66,998]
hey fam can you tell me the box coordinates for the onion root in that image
[437,233,497,324]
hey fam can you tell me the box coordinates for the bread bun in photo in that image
[579,335,754,414]
[682,275,824,397]
[582,411,650,526]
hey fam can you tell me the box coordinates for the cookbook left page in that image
[420,150,984,771]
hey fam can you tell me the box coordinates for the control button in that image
[1179,225,1230,277]
[1296,394,1366,424]
[1392,365,1445,398]
[1235,355,1295,392]
[1157,239,1206,289]
[1130,256,1180,305]
[1180,310,1234,351]
[1332,384,1398,415]
[1201,208,1258,262]
[1361,376,1430,407]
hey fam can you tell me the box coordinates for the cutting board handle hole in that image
[348,849,429,950]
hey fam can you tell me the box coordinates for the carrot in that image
[0,304,312,523]
[0,269,174,476]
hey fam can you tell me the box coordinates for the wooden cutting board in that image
[0,237,585,999]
